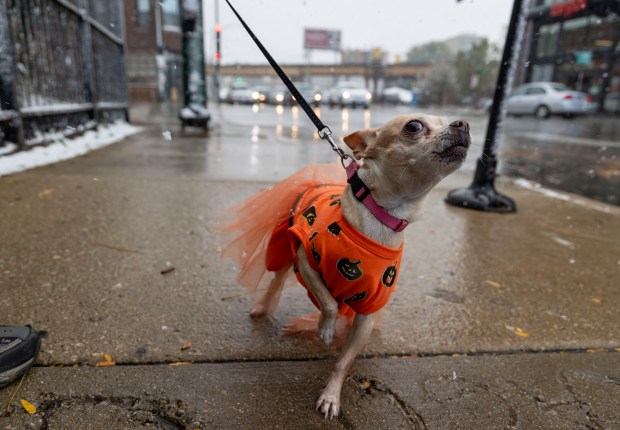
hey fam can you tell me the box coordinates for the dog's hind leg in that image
[250,264,291,319]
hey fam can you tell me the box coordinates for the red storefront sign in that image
[550,0,588,18]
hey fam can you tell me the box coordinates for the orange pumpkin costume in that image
[220,164,402,322]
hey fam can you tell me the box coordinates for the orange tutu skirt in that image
[219,164,359,339]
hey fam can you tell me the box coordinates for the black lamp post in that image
[445,0,531,213]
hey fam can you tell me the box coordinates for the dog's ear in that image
[343,129,377,159]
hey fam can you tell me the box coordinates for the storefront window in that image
[536,23,560,58]
[559,17,589,53]
[604,62,620,113]
[586,13,617,51]
[531,63,554,82]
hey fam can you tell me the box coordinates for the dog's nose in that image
[450,120,470,133]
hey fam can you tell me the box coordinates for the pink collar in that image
[345,161,409,232]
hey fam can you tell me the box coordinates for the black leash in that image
[224,0,350,164]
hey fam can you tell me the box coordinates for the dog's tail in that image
[218,164,346,294]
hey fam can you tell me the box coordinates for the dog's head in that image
[343,114,471,200]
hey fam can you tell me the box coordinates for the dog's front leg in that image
[317,312,375,418]
[296,246,338,346]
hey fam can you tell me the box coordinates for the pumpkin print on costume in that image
[336,258,363,281]
[286,185,404,315]
[382,263,398,287]
[302,206,317,226]
[327,221,342,237]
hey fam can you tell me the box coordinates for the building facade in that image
[523,0,620,114]
[124,0,183,101]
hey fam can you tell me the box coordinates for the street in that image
[66,102,618,209]
[0,102,619,429]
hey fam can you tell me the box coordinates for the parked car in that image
[506,82,591,118]
[225,82,255,104]
[381,87,413,105]
[252,86,271,103]
[269,83,321,107]
[327,81,372,108]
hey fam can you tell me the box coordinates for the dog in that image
[221,113,470,418]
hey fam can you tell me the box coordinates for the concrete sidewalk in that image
[0,104,619,429]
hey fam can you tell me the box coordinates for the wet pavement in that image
[0,102,619,429]
[499,117,620,205]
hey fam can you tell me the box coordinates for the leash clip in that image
[319,126,351,165]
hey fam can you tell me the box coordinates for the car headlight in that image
[276,94,284,102]
[365,92,372,100]
[252,91,260,100]
[314,94,322,102]
[342,91,350,99]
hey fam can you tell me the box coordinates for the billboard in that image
[304,29,341,51]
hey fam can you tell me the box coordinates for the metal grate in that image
[0,0,128,148]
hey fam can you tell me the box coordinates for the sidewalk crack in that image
[352,376,427,430]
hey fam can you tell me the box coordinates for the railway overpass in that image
[216,62,431,86]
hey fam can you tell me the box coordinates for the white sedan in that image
[506,82,591,119]
[327,81,372,109]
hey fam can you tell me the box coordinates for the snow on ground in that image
[514,178,618,214]
[0,121,141,177]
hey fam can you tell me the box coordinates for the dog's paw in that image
[317,316,336,347]
[250,303,267,319]
[316,393,340,419]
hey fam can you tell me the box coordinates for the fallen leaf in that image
[21,399,37,414]
[358,380,371,390]
[38,188,55,199]
[513,328,529,338]
[168,361,192,366]
[484,280,502,288]
[592,297,603,305]
[586,348,604,353]
[181,341,192,351]
[96,354,116,367]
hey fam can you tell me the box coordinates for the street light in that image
[445,0,531,213]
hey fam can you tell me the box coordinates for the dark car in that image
[269,83,321,107]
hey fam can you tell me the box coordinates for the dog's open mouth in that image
[434,140,470,163]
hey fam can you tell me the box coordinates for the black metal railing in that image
[0,0,128,149]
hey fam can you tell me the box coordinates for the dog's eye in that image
[405,120,423,133]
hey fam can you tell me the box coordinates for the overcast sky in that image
[204,0,514,65]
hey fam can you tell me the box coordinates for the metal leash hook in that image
[318,125,351,166]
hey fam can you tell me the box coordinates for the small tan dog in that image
[222,113,470,418]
